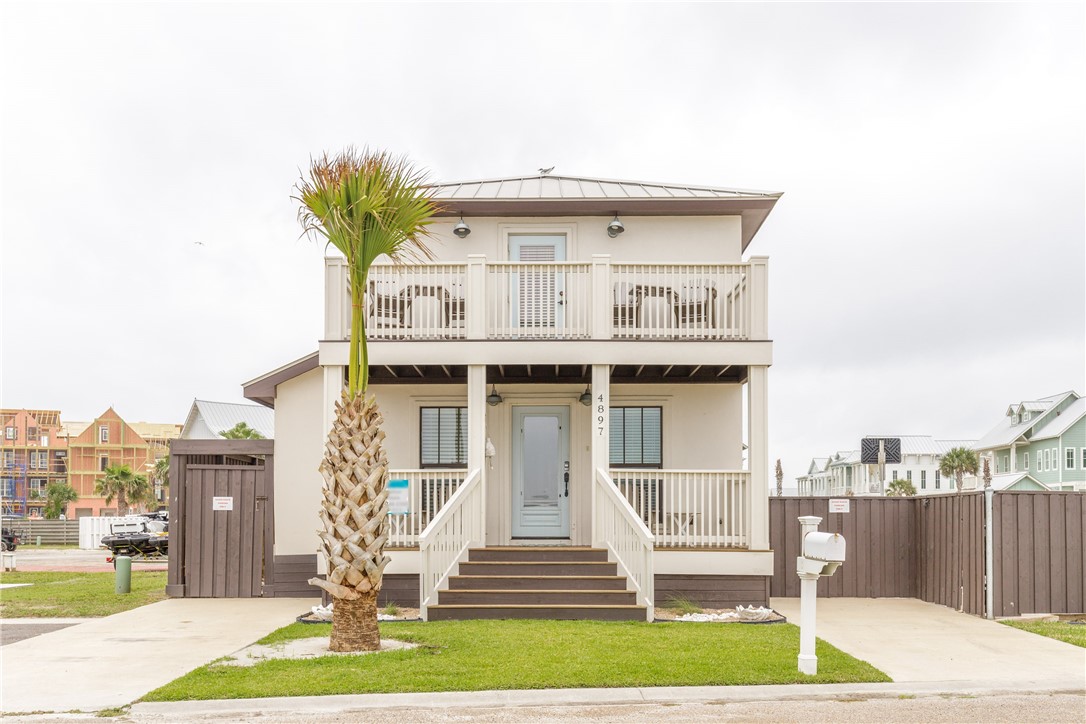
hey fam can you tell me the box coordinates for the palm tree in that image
[44,482,78,519]
[219,422,265,439]
[296,148,439,652]
[940,447,979,493]
[775,459,783,497]
[95,464,152,516]
[886,479,917,497]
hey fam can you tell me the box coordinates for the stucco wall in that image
[417,215,743,264]
[272,366,324,556]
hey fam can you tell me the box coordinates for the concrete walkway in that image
[770,597,1085,688]
[1,597,318,714]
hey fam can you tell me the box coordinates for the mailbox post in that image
[796,515,846,675]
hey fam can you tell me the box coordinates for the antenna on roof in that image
[538,166,554,175]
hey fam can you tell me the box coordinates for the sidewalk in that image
[769,597,1085,687]
[1,597,318,713]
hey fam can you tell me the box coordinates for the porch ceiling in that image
[363,364,747,385]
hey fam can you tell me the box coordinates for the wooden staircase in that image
[426,546,646,621]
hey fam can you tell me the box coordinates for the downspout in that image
[984,487,995,619]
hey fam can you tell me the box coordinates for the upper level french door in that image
[509,234,566,334]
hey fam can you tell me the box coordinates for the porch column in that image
[467,364,488,542]
[466,255,486,340]
[747,365,770,550]
[591,364,611,474]
[591,255,611,340]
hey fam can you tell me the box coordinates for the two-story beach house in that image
[243,174,781,620]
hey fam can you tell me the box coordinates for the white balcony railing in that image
[593,468,654,620]
[327,256,767,342]
[610,469,749,548]
[385,469,468,548]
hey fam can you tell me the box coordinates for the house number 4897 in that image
[597,394,606,436]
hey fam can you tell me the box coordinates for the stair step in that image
[458,561,618,576]
[438,589,637,605]
[426,604,646,621]
[448,575,629,591]
[468,547,610,563]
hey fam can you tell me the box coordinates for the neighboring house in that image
[797,436,977,496]
[1,409,68,517]
[130,422,183,506]
[971,391,1084,492]
[66,408,176,517]
[241,173,780,617]
[180,400,274,439]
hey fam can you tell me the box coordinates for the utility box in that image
[802,531,846,563]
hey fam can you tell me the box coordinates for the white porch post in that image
[591,255,611,340]
[467,364,488,543]
[748,365,770,550]
[466,255,487,340]
[591,364,611,547]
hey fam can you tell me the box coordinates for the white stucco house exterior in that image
[243,173,781,619]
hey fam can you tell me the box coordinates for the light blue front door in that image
[512,406,570,538]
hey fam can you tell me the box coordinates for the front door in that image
[512,406,570,538]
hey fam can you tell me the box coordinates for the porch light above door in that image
[606,214,625,238]
[487,385,503,406]
[453,216,471,238]
[579,386,592,406]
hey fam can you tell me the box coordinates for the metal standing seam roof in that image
[1029,397,1086,442]
[181,400,275,440]
[975,392,1078,450]
[428,174,780,201]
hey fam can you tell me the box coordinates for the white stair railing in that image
[385,470,467,548]
[593,468,655,621]
[419,468,483,620]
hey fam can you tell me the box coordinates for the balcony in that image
[325,256,768,343]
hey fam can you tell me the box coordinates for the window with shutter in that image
[420,407,468,468]
[609,407,662,468]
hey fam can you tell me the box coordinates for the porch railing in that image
[386,469,467,548]
[610,263,749,340]
[593,468,654,621]
[610,469,749,548]
[327,256,766,342]
[486,262,593,339]
[419,467,483,621]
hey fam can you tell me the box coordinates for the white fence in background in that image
[78,516,147,549]
[610,469,749,548]
[385,469,468,548]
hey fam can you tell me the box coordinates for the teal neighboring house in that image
[972,391,1085,492]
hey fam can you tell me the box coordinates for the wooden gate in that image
[166,439,274,598]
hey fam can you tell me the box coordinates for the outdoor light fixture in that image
[606,214,625,238]
[579,386,592,406]
[486,385,503,406]
[453,216,471,238]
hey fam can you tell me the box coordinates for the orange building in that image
[65,408,166,517]
[1,409,69,517]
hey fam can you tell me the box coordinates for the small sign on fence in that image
[828,499,850,514]
[212,497,234,511]
[387,479,409,515]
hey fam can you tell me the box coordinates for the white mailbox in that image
[802,531,846,562]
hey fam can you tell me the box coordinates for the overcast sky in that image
[2,2,1083,485]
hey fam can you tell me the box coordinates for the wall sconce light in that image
[579,386,592,406]
[606,214,625,238]
[453,216,471,238]
[486,385,503,406]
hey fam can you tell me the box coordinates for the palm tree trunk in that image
[330,591,380,651]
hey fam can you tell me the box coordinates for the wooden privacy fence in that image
[770,491,1085,617]
[167,439,274,598]
[1,517,80,545]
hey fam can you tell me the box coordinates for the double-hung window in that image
[920,470,927,489]
[419,407,467,468]
[609,407,662,467]
[99,425,109,443]
[1066,448,1076,470]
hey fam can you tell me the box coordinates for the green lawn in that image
[144,619,889,701]
[0,571,167,618]
[1000,619,1086,648]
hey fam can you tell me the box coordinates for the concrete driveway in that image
[1,597,318,714]
[771,597,1085,689]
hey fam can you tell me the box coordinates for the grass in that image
[0,571,167,618]
[381,602,400,617]
[1000,619,1086,648]
[143,619,890,701]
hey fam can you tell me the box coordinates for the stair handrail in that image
[593,467,655,621]
[418,467,483,621]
